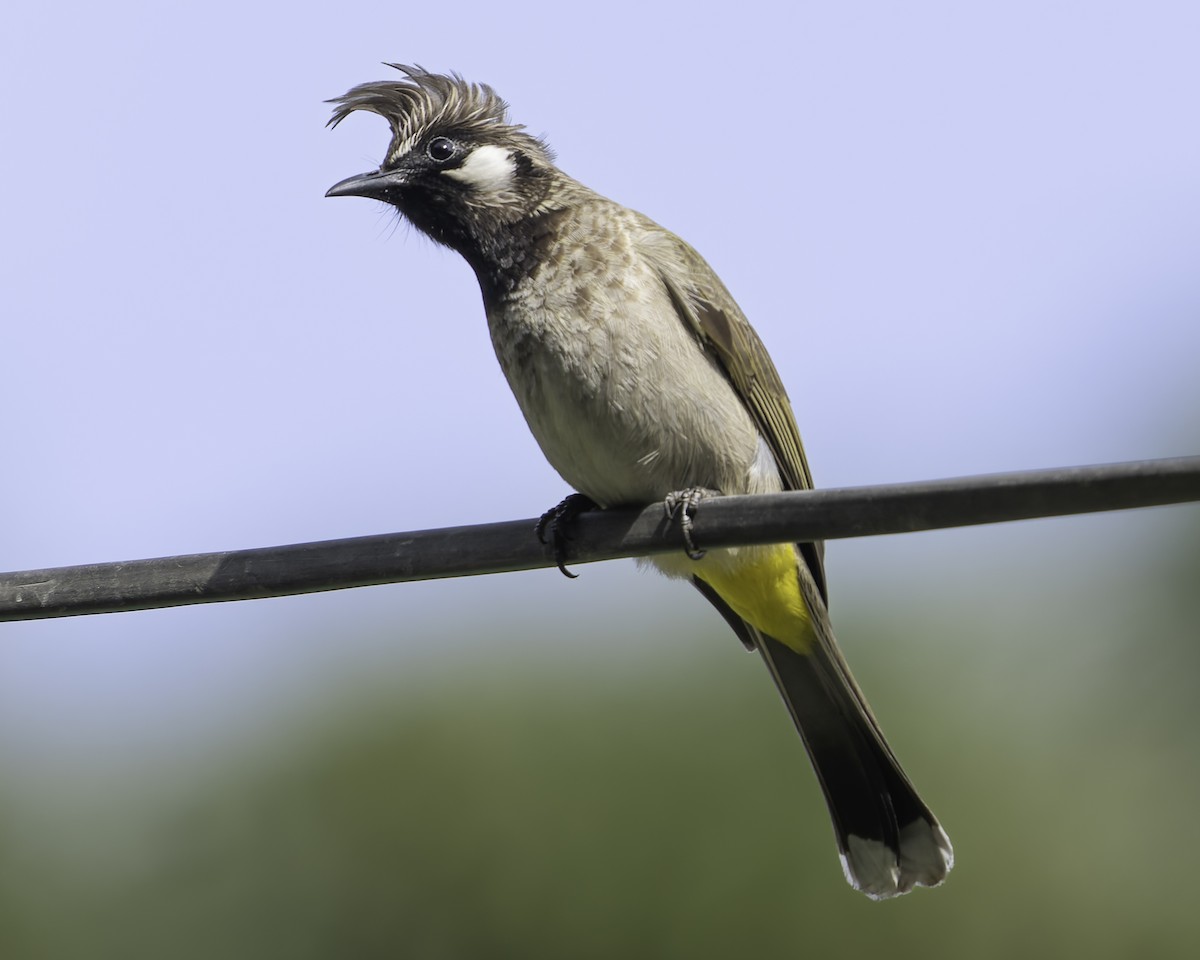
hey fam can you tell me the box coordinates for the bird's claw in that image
[664,487,715,561]
[536,493,598,578]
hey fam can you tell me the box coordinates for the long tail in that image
[693,578,953,899]
[756,630,953,898]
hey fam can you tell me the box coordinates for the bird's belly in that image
[488,301,765,508]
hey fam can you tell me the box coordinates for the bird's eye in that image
[426,137,457,163]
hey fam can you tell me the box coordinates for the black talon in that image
[664,487,715,561]
[536,493,598,578]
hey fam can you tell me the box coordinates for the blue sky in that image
[2,1,1198,764]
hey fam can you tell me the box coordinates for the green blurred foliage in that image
[1,507,1198,959]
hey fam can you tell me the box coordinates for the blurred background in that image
[2,1,1199,956]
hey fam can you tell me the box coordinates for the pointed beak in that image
[325,168,406,201]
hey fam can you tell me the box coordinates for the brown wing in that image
[647,226,828,602]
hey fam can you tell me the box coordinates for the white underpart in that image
[747,433,783,494]
[443,144,516,192]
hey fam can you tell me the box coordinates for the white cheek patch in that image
[443,144,516,192]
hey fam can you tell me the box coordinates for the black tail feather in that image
[692,576,952,898]
[755,633,952,898]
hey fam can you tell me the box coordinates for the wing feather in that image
[645,222,827,600]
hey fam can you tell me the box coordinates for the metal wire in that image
[2,456,1197,622]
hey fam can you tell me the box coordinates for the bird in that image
[325,64,953,898]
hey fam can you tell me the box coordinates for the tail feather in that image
[692,576,952,898]
[756,632,953,898]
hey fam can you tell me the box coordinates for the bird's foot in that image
[535,493,599,578]
[663,487,718,561]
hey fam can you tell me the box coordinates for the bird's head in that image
[326,65,558,261]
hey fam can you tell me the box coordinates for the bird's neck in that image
[467,205,578,299]
[401,174,592,298]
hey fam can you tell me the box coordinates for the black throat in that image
[399,194,569,302]
[393,153,563,300]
